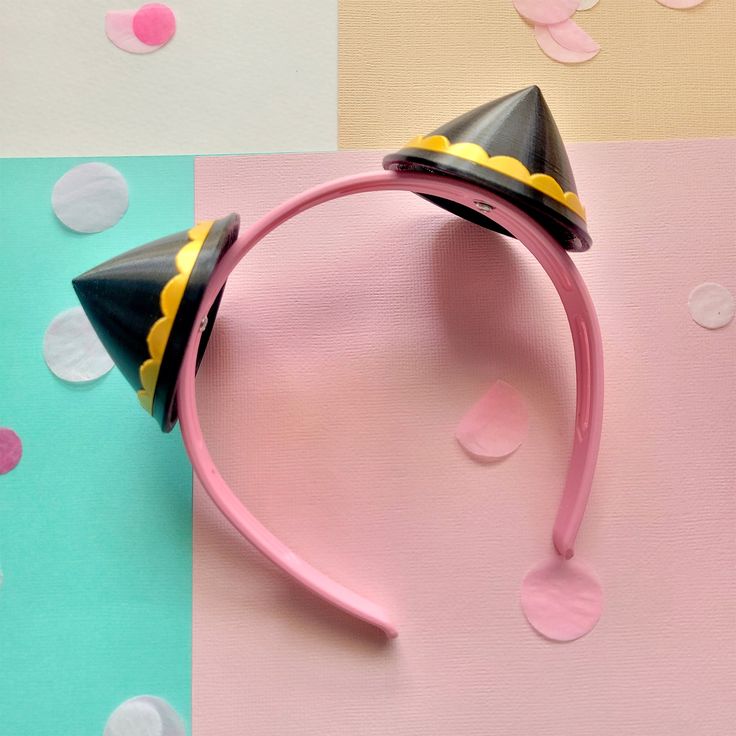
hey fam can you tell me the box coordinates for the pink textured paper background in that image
[193,143,735,735]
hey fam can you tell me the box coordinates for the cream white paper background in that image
[0,1,337,156]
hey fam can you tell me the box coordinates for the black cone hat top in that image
[73,214,240,432]
[383,86,591,251]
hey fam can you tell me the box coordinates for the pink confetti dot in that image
[513,0,578,25]
[0,428,22,475]
[548,18,600,54]
[520,556,603,641]
[455,380,529,461]
[656,0,706,8]
[132,3,176,47]
[534,24,600,64]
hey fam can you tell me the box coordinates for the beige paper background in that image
[339,0,736,148]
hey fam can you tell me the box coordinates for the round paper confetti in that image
[104,696,186,736]
[106,8,173,54]
[0,428,23,475]
[656,0,706,8]
[534,23,600,63]
[577,0,600,9]
[513,0,578,25]
[688,282,735,330]
[52,163,128,233]
[133,4,177,46]
[520,556,603,641]
[106,11,159,54]
[456,380,529,461]
[43,307,114,383]
[548,19,600,53]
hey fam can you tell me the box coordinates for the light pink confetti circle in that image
[106,10,170,54]
[456,380,529,461]
[133,3,176,46]
[104,695,186,736]
[688,282,735,329]
[548,18,600,53]
[656,0,706,8]
[0,428,22,475]
[513,0,578,25]
[520,556,603,641]
[534,24,600,63]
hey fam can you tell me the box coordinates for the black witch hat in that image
[73,215,240,432]
[383,86,591,251]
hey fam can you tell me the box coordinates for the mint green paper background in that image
[0,158,193,734]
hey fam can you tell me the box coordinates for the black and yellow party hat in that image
[383,86,591,251]
[73,214,240,432]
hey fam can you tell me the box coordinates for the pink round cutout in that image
[534,24,600,63]
[132,3,176,46]
[520,556,603,641]
[548,19,600,54]
[656,0,706,8]
[456,380,529,461]
[513,0,578,25]
[106,10,164,54]
[0,428,22,475]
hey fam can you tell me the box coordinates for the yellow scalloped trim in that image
[404,135,586,220]
[136,221,214,414]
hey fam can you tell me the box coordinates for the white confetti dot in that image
[577,0,600,10]
[43,307,114,382]
[52,162,129,233]
[104,696,186,736]
[688,282,734,330]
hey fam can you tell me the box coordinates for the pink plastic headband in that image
[176,170,604,637]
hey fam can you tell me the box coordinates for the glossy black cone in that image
[73,214,240,432]
[383,86,591,251]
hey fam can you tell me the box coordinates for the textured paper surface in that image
[0,157,193,735]
[193,144,735,735]
[0,1,336,156]
[339,0,736,147]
